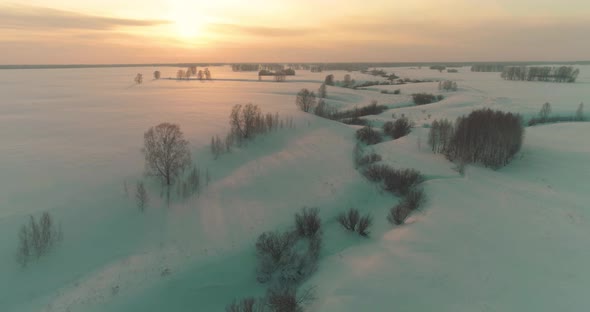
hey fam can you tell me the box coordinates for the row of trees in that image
[428,109,524,169]
[471,64,504,72]
[528,102,585,126]
[176,68,212,80]
[501,66,580,83]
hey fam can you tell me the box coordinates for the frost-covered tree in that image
[318,83,327,99]
[143,123,191,186]
[296,89,317,112]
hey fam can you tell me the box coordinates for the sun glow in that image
[167,1,207,40]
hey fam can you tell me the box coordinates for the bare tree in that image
[143,123,191,186]
[177,70,185,80]
[296,89,316,112]
[17,212,61,267]
[539,102,552,122]
[136,181,148,212]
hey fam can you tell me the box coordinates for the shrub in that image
[383,117,411,139]
[337,208,372,237]
[445,109,524,168]
[356,153,381,168]
[412,93,439,105]
[382,168,424,196]
[393,89,401,94]
[361,164,391,182]
[404,188,425,211]
[341,116,367,126]
[357,215,373,237]
[438,80,458,91]
[225,297,264,312]
[17,212,62,267]
[294,207,321,238]
[337,208,359,232]
[266,286,315,312]
[356,126,382,145]
[576,102,585,121]
[387,203,410,225]
[296,89,316,112]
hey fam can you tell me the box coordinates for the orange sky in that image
[1,0,589,64]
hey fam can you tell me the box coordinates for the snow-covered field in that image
[1,65,589,311]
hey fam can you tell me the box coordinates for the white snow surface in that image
[1,65,589,311]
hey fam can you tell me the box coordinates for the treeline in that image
[501,66,580,83]
[428,109,524,169]
[471,64,505,72]
[232,64,259,72]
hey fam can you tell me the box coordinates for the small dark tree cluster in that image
[438,80,458,91]
[295,89,317,112]
[430,109,524,168]
[430,65,446,72]
[337,208,372,237]
[412,93,444,105]
[17,212,62,267]
[313,99,337,119]
[153,71,161,79]
[383,117,411,139]
[501,66,580,83]
[230,104,280,142]
[362,164,424,196]
[356,126,382,145]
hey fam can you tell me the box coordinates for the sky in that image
[0,0,589,64]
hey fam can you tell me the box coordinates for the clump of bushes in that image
[387,188,426,225]
[256,208,322,286]
[333,101,388,120]
[383,117,411,139]
[337,208,373,237]
[412,93,444,105]
[393,89,401,94]
[429,109,524,169]
[353,143,382,169]
[294,207,321,238]
[17,212,62,267]
[356,126,382,145]
[362,164,424,196]
[438,80,458,91]
[341,116,368,126]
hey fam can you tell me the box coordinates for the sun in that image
[173,13,203,39]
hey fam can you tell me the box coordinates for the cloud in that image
[0,5,170,31]
[207,23,316,37]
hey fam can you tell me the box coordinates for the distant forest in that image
[501,66,580,83]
